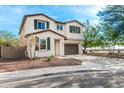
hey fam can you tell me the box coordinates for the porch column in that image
[78,43,82,54]
[52,38,55,56]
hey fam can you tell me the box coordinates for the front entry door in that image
[55,40,60,56]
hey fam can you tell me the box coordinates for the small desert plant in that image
[47,55,54,61]
[51,55,54,58]
[108,52,113,55]
[32,57,40,60]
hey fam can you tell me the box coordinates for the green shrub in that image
[47,55,54,61]
[51,55,54,59]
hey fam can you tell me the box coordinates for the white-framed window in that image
[40,39,47,50]
[56,24,63,30]
[34,20,49,30]
[37,21,46,30]
[35,37,47,50]
[69,25,81,33]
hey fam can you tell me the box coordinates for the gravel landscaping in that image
[86,53,124,59]
[0,58,81,72]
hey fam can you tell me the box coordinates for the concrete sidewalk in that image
[0,65,106,81]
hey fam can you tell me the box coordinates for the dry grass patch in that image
[0,57,81,72]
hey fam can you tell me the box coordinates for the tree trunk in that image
[83,46,87,54]
[112,41,116,54]
[33,46,35,59]
[30,44,32,60]
[112,45,115,54]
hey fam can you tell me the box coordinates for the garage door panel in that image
[64,44,78,55]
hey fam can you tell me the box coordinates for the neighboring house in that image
[19,13,85,58]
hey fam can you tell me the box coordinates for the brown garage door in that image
[64,44,78,55]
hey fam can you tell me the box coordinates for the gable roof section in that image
[25,29,67,39]
[65,20,85,27]
[19,13,85,34]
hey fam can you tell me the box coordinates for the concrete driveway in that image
[59,54,124,71]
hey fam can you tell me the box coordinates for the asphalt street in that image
[0,70,124,88]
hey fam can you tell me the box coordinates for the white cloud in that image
[14,7,24,13]
[75,5,106,24]
[91,19,99,25]
[0,15,19,25]
[87,5,106,15]
[88,5,106,25]
[62,5,106,25]
[0,15,11,23]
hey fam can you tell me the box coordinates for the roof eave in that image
[25,29,67,40]
[19,13,85,35]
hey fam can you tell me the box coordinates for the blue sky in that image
[0,5,105,36]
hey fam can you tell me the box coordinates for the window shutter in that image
[74,26,76,33]
[35,36,39,43]
[46,22,49,29]
[47,37,50,50]
[78,27,80,33]
[60,25,63,30]
[57,25,59,30]
[34,20,37,29]
[70,26,72,32]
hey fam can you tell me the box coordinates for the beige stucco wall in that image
[65,21,84,40]
[19,14,85,57]
[23,15,84,40]
[25,15,54,34]
[78,43,83,54]
[24,15,66,36]
[19,27,26,46]
[26,31,64,58]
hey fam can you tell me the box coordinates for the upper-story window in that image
[70,26,80,33]
[38,21,46,30]
[56,24,63,30]
[34,20,49,30]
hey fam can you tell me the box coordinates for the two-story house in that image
[19,13,85,58]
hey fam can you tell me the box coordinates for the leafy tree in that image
[97,5,124,35]
[91,33,104,49]
[81,20,101,53]
[100,23,121,53]
[0,31,18,46]
[97,5,124,53]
